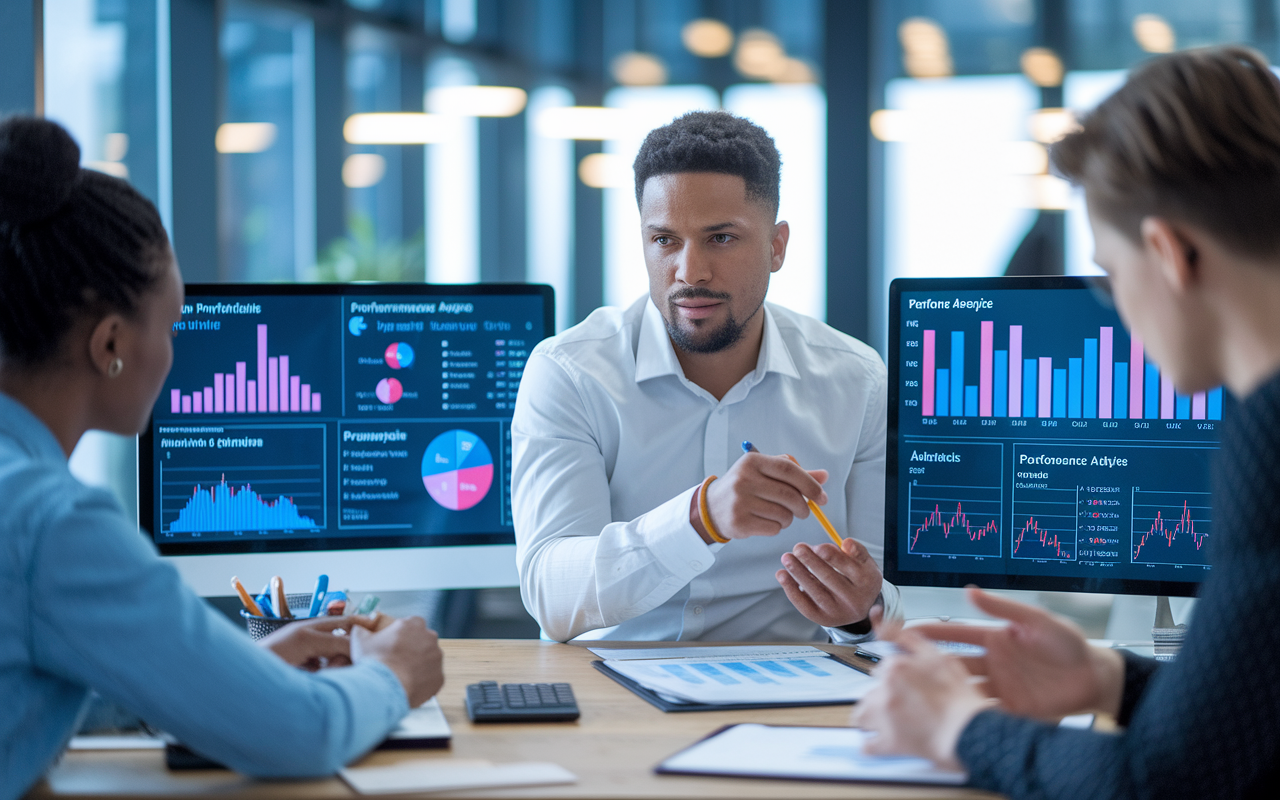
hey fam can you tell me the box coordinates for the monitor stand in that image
[1152,596,1187,660]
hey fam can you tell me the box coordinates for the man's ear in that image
[771,220,790,274]
[1140,217,1199,294]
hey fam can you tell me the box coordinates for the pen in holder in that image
[242,593,314,641]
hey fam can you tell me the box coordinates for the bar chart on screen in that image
[168,324,323,415]
[915,321,1224,422]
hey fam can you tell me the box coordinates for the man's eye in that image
[713,234,731,244]
[655,236,670,245]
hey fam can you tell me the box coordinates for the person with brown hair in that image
[850,45,1280,797]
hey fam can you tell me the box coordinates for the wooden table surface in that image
[34,640,998,800]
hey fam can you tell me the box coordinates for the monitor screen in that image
[139,283,554,568]
[884,277,1223,597]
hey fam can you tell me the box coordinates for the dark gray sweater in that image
[957,371,1280,799]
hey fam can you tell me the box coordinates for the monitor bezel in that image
[139,281,554,558]
[883,275,1204,598]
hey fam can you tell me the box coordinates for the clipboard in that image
[654,723,967,786]
[592,661,858,713]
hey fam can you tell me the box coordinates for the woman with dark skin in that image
[0,117,443,798]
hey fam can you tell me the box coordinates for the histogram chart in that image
[169,324,322,415]
[904,442,1003,558]
[157,425,326,538]
[1131,490,1212,568]
[918,323,1224,422]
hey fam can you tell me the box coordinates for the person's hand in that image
[776,538,883,627]
[908,587,1125,720]
[350,615,444,707]
[850,618,991,770]
[258,614,383,671]
[691,451,829,543]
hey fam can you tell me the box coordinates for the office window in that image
[526,86,575,332]
[345,27,406,249]
[1063,70,1126,277]
[219,2,316,282]
[425,57,480,284]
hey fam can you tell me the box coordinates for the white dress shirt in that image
[512,296,900,643]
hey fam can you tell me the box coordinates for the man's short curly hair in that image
[633,111,781,216]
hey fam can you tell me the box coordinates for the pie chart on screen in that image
[384,342,414,369]
[421,430,493,511]
[375,377,403,404]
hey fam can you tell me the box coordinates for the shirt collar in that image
[634,298,801,385]
[0,391,68,465]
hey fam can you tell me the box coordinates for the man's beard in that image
[664,288,757,354]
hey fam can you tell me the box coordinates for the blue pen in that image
[307,574,329,618]
[256,584,276,618]
[742,440,757,454]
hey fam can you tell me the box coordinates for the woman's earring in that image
[108,358,124,378]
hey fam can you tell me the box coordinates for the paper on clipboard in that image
[602,651,874,705]
[657,724,966,785]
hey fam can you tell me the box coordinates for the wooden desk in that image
[34,640,996,800]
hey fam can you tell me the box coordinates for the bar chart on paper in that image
[916,322,1224,422]
[168,324,323,415]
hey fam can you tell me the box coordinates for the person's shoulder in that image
[530,298,645,370]
[768,303,886,380]
[0,441,122,554]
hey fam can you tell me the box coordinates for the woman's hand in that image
[849,618,990,769]
[258,614,385,672]
[909,587,1126,720]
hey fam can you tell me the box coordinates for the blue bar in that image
[950,331,964,420]
[1068,358,1083,418]
[994,350,1008,417]
[1053,369,1067,418]
[1144,364,1159,419]
[1176,393,1191,420]
[964,386,978,417]
[936,369,949,416]
[1114,363,1128,419]
[1083,339,1098,418]
[1208,387,1223,420]
[1023,359,1037,417]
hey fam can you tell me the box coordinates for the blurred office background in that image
[8,0,1262,637]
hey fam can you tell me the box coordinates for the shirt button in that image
[693,606,703,615]
[690,560,702,570]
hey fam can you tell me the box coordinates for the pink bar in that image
[247,380,257,412]
[311,393,321,412]
[1008,326,1022,417]
[279,356,290,413]
[224,374,234,413]
[235,363,247,412]
[202,387,213,413]
[290,375,300,412]
[979,321,993,416]
[171,389,181,414]
[1192,392,1207,419]
[182,395,191,414]
[922,330,936,416]
[1099,327,1113,419]
[268,357,278,412]
[1038,357,1052,418]
[1129,335,1144,419]
[1161,373,1175,419]
[301,384,311,412]
[214,373,224,413]
[257,325,268,413]
[193,392,204,413]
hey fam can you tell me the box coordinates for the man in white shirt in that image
[512,111,899,643]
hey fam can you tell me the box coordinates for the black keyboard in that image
[465,681,580,722]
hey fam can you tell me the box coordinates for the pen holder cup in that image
[242,593,315,641]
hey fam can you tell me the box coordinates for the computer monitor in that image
[138,282,554,596]
[883,276,1223,598]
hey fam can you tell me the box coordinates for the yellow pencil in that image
[783,454,844,546]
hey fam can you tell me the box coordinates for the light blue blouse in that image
[0,393,408,800]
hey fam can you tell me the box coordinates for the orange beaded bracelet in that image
[698,475,729,544]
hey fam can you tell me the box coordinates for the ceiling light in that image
[344,113,447,144]
[682,18,734,58]
[1004,141,1050,175]
[578,153,630,189]
[103,133,129,162]
[426,86,528,117]
[343,153,387,188]
[1025,174,1072,210]
[899,17,952,78]
[215,122,277,153]
[534,107,630,140]
[1133,14,1176,53]
[1029,108,1079,143]
[773,58,817,84]
[1021,47,1064,87]
[611,52,668,86]
[86,161,129,178]
[734,29,787,80]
